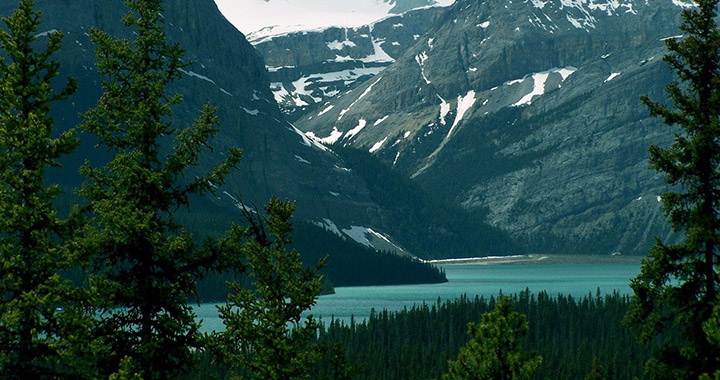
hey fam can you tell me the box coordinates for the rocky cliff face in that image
[1,0,513,259]
[296,0,689,254]
[251,6,446,119]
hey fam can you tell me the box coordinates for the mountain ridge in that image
[295,0,687,254]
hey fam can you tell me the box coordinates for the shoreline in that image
[423,254,643,266]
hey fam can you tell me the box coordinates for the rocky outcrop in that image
[251,6,446,119]
[296,0,689,255]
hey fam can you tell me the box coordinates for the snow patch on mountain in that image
[345,119,368,141]
[295,155,311,164]
[604,72,621,82]
[450,91,477,135]
[361,25,395,63]
[339,77,382,120]
[314,218,343,237]
[511,67,576,106]
[318,105,335,116]
[370,137,389,153]
[341,225,406,253]
[438,96,451,125]
[306,127,344,145]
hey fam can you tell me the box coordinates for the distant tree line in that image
[312,290,651,380]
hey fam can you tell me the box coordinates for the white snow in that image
[604,72,621,83]
[450,91,477,136]
[216,0,457,37]
[241,107,259,116]
[514,72,551,106]
[660,35,684,41]
[416,52,431,84]
[315,218,343,237]
[360,24,395,63]
[338,77,382,120]
[657,196,663,202]
[289,123,329,151]
[672,0,694,8]
[374,115,389,125]
[267,65,296,72]
[306,126,344,145]
[369,137,388,153]
[318,105,335,116]
[421,255,529,264]
[479,21,490,28]
[34,29,58,38]
[345,119,367,140]
[531,0,548,8]
[566,14,584,29]
[511,67,577,107]
[438,96,451,125]
[294,155,311,164]
[342,226,374,247]
[222,191,256,214]
[327,38,357,50]
[178,68,216,85]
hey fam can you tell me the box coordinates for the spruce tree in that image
[212,198,326,380]
[0,0,92,378]
[444,297,542,380]
[625,0,720,378]
[79,0,241,377]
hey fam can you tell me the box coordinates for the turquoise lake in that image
[195,262,641,332]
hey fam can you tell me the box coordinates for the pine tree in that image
[78,0,241,377]
[624,0,720,378]
[212,198,326,380]
[0,0,93,378]
[444,297,542,380]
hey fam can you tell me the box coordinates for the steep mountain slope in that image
[3,0,512,260]
[253,6,446,118]
[297,0,688,254]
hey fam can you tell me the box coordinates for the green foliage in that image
[0,1,94,378]
[211,198,326,379]
[77,0,241,377]
[626,0,720,378]
[584,357,608,380]
[444,297,542,380]
[317,291,651,380]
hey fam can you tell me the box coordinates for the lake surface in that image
[195,262,641,332]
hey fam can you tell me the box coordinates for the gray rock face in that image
[1,0,427,256]
[296,0,689,254]
[251,6,446,119]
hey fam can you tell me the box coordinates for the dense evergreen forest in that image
[315,291,649,380]
[190,291,651,379]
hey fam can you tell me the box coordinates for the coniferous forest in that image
[1,0,719,379]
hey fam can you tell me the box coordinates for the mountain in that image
[3,0,513,260]
[252,6,447,119]
[296,0,689,255]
